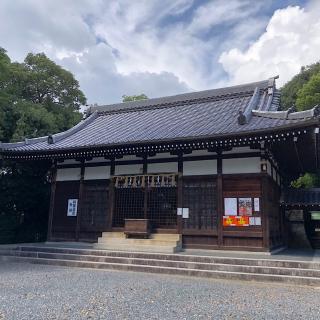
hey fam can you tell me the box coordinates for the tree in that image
[22,53,86,110]
[122,93,148,102]
[296,73,320,111]
[0,50,85,142]
[291,173,320,189]
[281,62,320,110]
[0,49,87,243]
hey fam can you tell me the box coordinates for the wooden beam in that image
[261,174,270,249]
[107,157,115,230]
[217,150,223,247]
[75,160,85,241]
[143,154,148,220]
[177,152,183,233]
[47,160,57,241]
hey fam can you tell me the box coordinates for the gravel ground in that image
[0,262,320,320]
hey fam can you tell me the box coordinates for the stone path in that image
[0,261,319,320]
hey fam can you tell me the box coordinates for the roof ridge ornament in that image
[238,87,260,125]
[48,135,54,144]
[253,105,320,120]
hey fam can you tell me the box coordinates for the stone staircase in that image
[1,245,320,286]
[94,232,182,253]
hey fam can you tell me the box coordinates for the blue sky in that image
[0,0,318,105]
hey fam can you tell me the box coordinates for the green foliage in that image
[0,160,51,243]
[296,73,320,111]
[0,48,87,243]
[22,53,86,109]
[122,93,148,102]
[291,173,320,189]
[0,49,84,142]
[281,62,320,110]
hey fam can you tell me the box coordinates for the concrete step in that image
[2,250,320,279]
[4,245,320,269]
[5,246,320,270]
[1,253,320,287]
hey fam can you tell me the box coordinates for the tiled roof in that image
[281,188,320,207]
[0,77,318,154]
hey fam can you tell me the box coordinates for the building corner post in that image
[107,157,115,231]
[75,159,85,241]
[177,152,183,234]
[47,160,57,241]
[217,149,223,247]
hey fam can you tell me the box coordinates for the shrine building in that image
[1,77,319,252]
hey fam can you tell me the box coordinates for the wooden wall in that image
[51,179,109,242]
[181,173,284,251]
[49,148,284,251]
[52,181,79,240]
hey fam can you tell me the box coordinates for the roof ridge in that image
[96,90,255,116]
[90,79,270,115]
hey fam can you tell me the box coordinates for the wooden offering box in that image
[124,219,151,238]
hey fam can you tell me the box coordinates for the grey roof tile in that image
[0,78,318,154]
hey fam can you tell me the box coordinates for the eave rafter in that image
[1,127,311,161]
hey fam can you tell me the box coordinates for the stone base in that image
[94,232,182,253]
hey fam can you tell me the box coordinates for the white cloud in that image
[219,2,320,87]
[1,0,319,106]
[93,0,268,91]
[60,43,189,105]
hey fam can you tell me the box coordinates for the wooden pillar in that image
[217,150,223,247]
[47,160,57,241]
[143,154,148,220]
[261,174,270,249]
[177,152,183,233]
[107,157,115,231]
[75,160,85,241]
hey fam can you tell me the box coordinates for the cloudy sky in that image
[1,0,319,105]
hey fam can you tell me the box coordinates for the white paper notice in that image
[249,217,255,226]
[254,198,260,212]
[224,198,237,216]
[182,208,189,219]
[67,199,78,216]
[177,208,182,216]
[255,217,261,226]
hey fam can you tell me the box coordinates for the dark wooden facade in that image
[46,149,285,252]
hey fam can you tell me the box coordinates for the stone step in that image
[150,234,181,241]
[97,232,182,253]
[94,243,181,253]
[100,233,181,241]
[97,238,180,246]
[1,254,320,286]
[2,250,320,278]
[7,246,320,270]
[101,232,125,238]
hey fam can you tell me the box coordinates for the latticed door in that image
[182,176,217,231]
[147,186,177,228]
[113,174,177,228]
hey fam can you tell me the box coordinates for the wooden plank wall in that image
[51,179,109,242]
[52,173,282,251]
